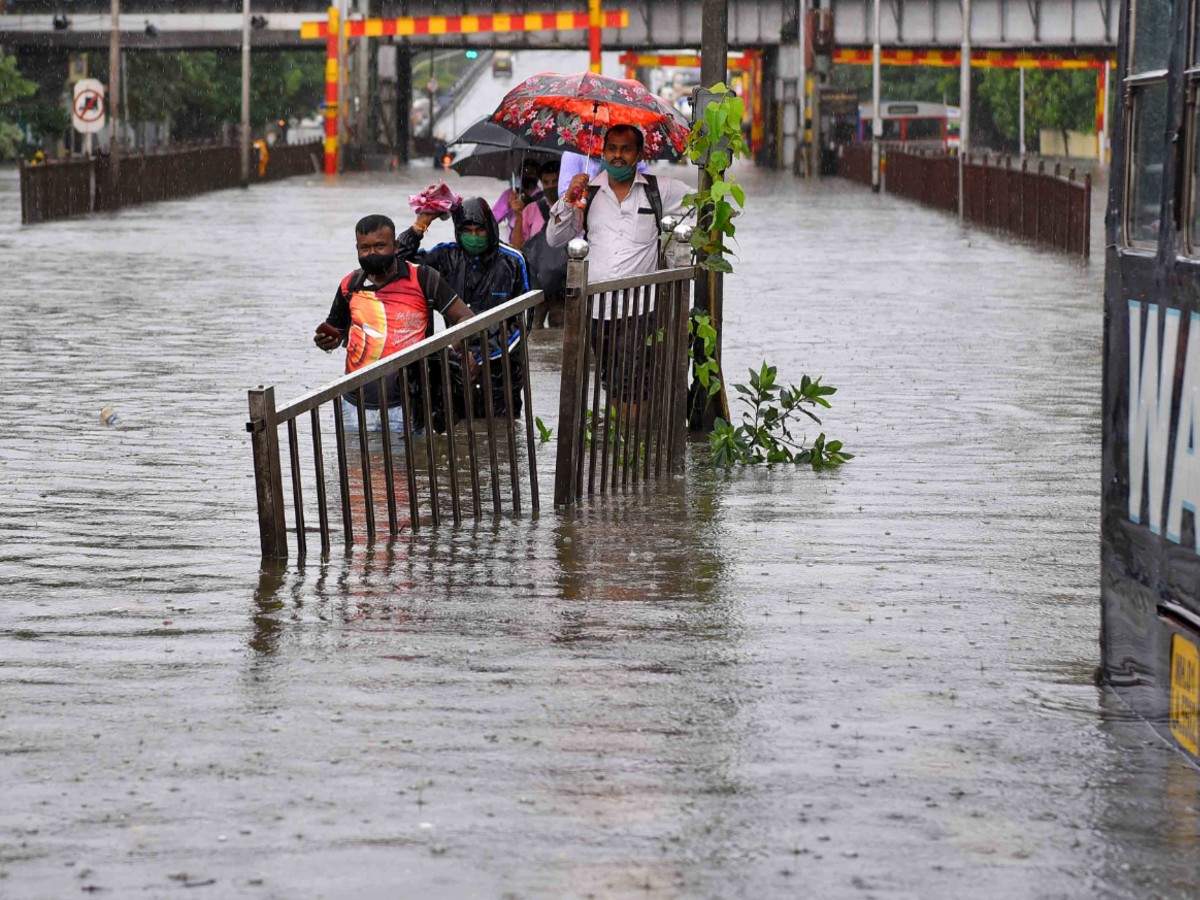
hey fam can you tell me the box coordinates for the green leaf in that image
[730,183,746,207]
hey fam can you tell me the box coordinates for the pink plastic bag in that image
[409,183,461,217]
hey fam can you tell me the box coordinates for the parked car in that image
[492,51,513,77]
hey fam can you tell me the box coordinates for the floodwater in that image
[2,156,1198,900]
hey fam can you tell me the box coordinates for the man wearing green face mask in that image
[396,196,530,420]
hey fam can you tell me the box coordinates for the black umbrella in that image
[446,117,562,181]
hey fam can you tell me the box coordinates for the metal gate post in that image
[247,386,288,558]
[554,240,590,508]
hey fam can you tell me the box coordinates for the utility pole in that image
[957,0,971,219]
[692,0,730,431]
[870,0,882,191]
[241,0,251,186]
[108,0,120,183]
[1018,65,1025,157]
[960,0,969,220]
[798,0,807,177]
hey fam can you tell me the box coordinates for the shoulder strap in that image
[537,195,551,219]
[583,185,601,241]
[642,174,663,233]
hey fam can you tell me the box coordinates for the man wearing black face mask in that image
[314,214,475,432]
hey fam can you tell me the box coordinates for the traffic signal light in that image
[465,50,479,59]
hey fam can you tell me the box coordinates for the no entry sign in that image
[72,78,106,134]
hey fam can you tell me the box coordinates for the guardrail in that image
[18,140,322,225]
[553,240,697,507]
[246,228,699,558]
[838,144,1091,257]
[247,289,545,559]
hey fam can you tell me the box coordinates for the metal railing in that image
[247,289,545,558]
[553,238,698,507]
[18,140,322,225]
[839,145,1091,257]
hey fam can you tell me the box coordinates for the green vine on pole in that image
[683,83,750,274]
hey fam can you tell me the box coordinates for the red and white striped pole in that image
[588,0,602,74]
[323,4,339,175]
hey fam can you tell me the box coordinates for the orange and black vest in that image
[341,262,431,375]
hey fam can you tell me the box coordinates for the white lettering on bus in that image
[1129,301,1180,533]
[1169,312,1200,548]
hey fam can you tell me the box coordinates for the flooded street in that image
[2,160,1198,899]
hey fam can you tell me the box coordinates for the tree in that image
[976,68,1099,151]
[0,53,37,159]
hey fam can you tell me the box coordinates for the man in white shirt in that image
[545,125,690,282]
[545,125,692,406]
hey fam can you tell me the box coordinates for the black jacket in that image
[397,197,530,316]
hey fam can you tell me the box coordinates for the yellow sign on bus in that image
[1170,633,1200,756]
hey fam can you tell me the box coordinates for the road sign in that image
[72,78,106,134]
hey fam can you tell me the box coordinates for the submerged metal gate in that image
[246,232,698,559]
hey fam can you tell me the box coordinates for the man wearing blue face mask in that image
[545,124,690,406]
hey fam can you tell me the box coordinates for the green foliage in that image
[535,417,553,444]
[689,312,722,399]
[0,53,37,159]
[831,63,1102,152]
[683,83,750,274]
[709,363,854,470]
[975,68,1099,150]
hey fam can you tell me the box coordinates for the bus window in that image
[1128,81,1169,246]
[905,118,943,141]
[1133,0,1172,72]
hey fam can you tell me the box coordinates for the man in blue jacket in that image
[399,197,529,423]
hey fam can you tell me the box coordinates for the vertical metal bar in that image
[481,343,503,515]
[517,309,540,515]
[247,387,288,558]
[621,285,645,487]
[615,287,635,485]
[670,279,691,473]
[633,285,653,486]
[655,283,678,479]
[286,417,306,558]
[600,289,624,493]
[332,394,354,544]
[571,303,590,504]
[644,283,664,483]
[355,387,376,542]
[418,358,441,527]
[459,338,483,517]
[398,367,421,530]
[499,319,521,514]
[586,294,603,495]
[310,407,331,555]
[377,377,399,535]
[439,348,462,525]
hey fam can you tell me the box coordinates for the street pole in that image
[958,0,971,220]
[798,0,807,177]
[588,0,602,74]
[241,0,251,186]
[694,0,730,431]
[108,0,120,182]
[871,0,882,191]
[1018,65,1025,157]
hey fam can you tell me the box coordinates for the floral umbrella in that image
[489,71,690,162]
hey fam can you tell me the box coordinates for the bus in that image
[856,101,959,150]
[1104,0,1200,762]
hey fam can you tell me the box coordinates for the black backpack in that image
[522,195,569,300]
[583,173,664,240]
